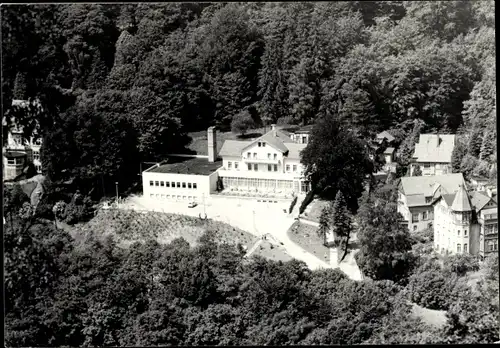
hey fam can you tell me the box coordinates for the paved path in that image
[244,239,263,258]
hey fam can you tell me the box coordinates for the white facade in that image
[142,169,218,203]
[433,198,476,255]
[411,162,451,176]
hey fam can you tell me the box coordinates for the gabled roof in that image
[441,193,456,207]
[294,125,314,134]
[400,173,465,196]
[376,131,395,142]
[412,134,456,163]
[451,185,472,212]
[218,140,252,157]
[241,129,294,153]
[218,129,307,159]
[285,142,307,160]
[470,191,493,212]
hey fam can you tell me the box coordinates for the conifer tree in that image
[331,190,352,262]
[451,139,467,173]
[480,128,496,162]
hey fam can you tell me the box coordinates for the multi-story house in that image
[288,125,312,144]
[397,173,465,232]
[2,99,43,180]
[218,125,310,196]
[410,134,455,176]
[433,184,497,259]
[142,125,311,204]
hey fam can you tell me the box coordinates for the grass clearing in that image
[411,303,447,329]
[70,209,293,263]
[250,240,293,262]
[287,220,330,264]
[74,209,258,249]
[305,199,330,223]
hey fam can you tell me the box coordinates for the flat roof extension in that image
[147,156,222,176]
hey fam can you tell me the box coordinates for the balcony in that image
[243,156,280,164]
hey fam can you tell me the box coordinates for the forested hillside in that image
[2,1,495,199]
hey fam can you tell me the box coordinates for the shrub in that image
[299,191,315,214]
[231,110,255,135]
[289,196,298,214]
[443,254,480,277]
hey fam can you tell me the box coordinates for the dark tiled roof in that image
[147,157,222,175]
[3,151,27,158]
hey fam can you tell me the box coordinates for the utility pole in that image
[202,193,206,217]
[115,181,119,207]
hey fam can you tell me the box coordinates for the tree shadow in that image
[237,132,262,139]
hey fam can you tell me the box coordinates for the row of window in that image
[484,224,498,235]
[456,243,468,253]
[412,210,432,223]
[257,142,266,147]
[149,180,198,189]
[150,193,196,200]
[487,240,498,252]
[246,152,278,160]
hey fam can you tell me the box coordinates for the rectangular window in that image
[167,195,171,199]
[464,229,468,236]
[273,164,278,172]
[274,154,277,160]
[253,153,257,159]
[150,180,154,186]
[254,164,258,171]
[286,165,290,171]
[33,151,40,160]
[171,182,175,188]
[424,163,431,169]
[160,181,165,187]
[293,165,297,172]
[161,194,165,199]
[247,152,251,158]
[457,244,461,253]
[182,182,186,188]
[235,162,238,169]
[258,142,261,147]
[155,181,159,186]
[457,230,460,236]
[268,164,272,171]
[177,182,181,188]
[302,136,307,144]
[228,161,232,169]
[193,183,197,189]
[423,211,428,221]
[412,213,419,223]
[166,182,170,187]
[188,183,192,189]
[150,194,154,198]
[248,163,252,171]
[464,243,468,253]
[268,153,271,159]
[262,142,266,147]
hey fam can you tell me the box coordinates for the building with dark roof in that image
[434,185,497,259]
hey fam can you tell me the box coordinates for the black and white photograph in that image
[2,1,498,345]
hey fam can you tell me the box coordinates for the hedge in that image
[289,196,298,214]
[299,190,315,214]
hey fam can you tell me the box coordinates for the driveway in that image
[120,195,331,270]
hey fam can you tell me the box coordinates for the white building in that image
[217,125,310,196]
[433,184,497,259]
[410,134,456,176]
[142,125,311,204]
[2,99,43,180]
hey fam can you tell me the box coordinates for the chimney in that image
[207,126,217,162]
[271,124,277,137]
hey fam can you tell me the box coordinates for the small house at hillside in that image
[410,134,456,176]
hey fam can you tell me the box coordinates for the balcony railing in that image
[243,157,280,164]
